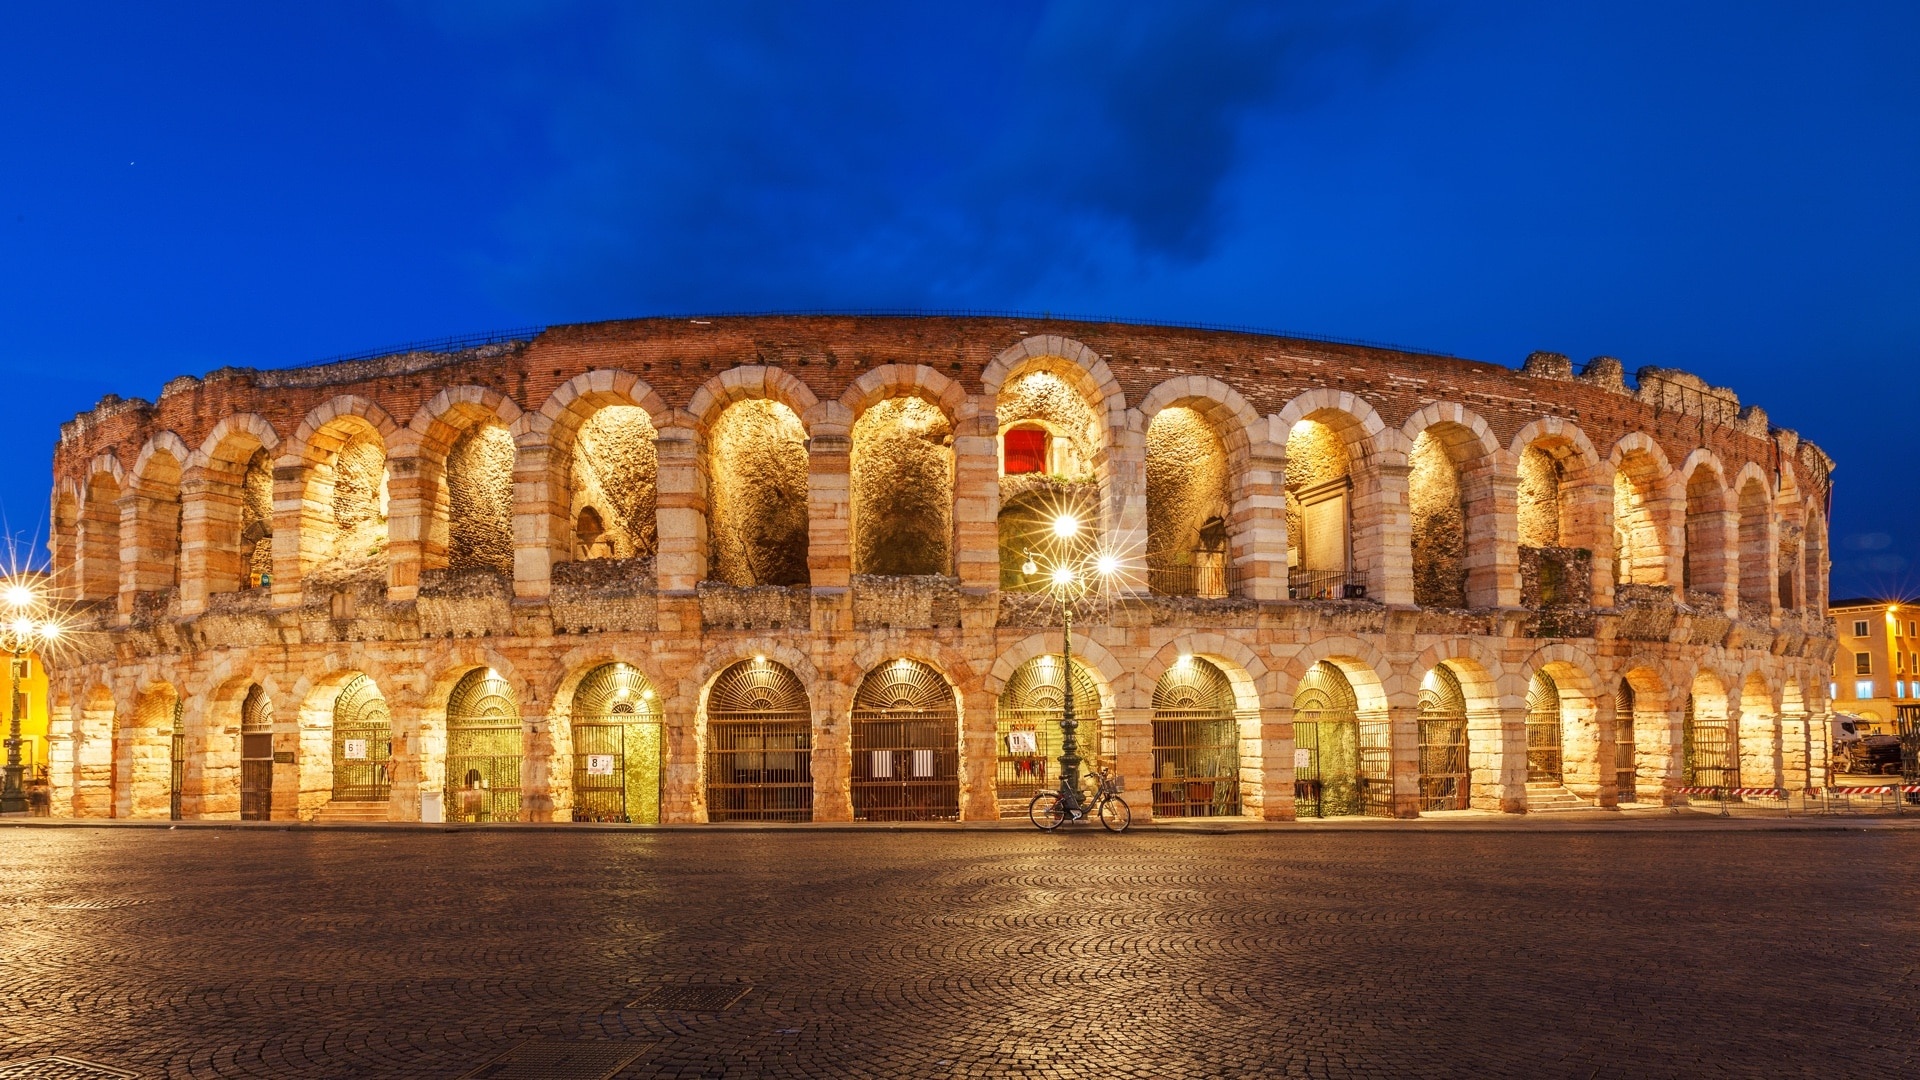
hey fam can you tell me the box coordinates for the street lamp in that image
[0,577,61,814]
[1022,512,1123,822]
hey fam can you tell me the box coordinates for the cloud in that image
[456,0,1429,314]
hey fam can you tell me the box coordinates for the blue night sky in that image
[2,1,1915,598]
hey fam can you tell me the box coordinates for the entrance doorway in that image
[994,656,1104,816]
[1151,657,1241,817]
[571,662,661,824]
[1294,662,1363,817]
[1416,666,1470,811]
[332,674,391,805]
[705,658,813,822]
[239,685,273,821]
[851,659,960,822]
[446,668,521,823]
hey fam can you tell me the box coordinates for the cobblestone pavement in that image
[0,824,1915,1079]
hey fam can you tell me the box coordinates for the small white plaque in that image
[343,739,368,761]
[912,748,935,778]
[871,750,893,778]
[1294,748,1312,769]
[586,754,615,776]
[1006,730,1038,755]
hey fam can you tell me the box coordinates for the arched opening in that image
[1776,513,1803,611]
[331,674,391,807]
[569,662,661,824]
[1417,665,1472,810]
[1408,432,1469,608]
[73,684,113,818]
[298,418,391,589]
[1517,438,1599,608]
[1738,673,1778,790]
[997,370,1101,590]
[1150,656,1241,817]
[445,667,521,822]
[440,422,515,575]
[1517,446,1564,549]
[1683,466,1731,602]
[851,659,960,822]
[708,399,810,586]
[995,655,1105,815]
[1146,407,1231,598]
[1525,671,1564,784]
[1780,679,1810,790]
[122,685,175,820]
[239,684,274,821]
[1293,661,1371,817]
[1804,512,1827,613]
[569,406,656,562]
[1615,678,1639,802]
[704,658,813,822]
[130,449,183,597]
[1737,478,1773,611]
[241,449,275,590]
[852,397,953,577]
[78,472,122,602]
[1684,674,1734,792]
[1285,419,1355,599]
[1613,451,1668,587]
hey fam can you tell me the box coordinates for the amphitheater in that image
[41,315,1837,824]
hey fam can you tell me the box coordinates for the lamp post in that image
[0,578,60,814]
[1024,513,1121,820]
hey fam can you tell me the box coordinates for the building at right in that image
[1828,599,1919,734]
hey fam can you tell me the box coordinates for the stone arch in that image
[120,680,179,820]
[1411,639,1508,812]
[1283,643,1392,818]
[1272,637,1393,716]
[1140,634,1267,714]
[847,371,959,577]
[523,371,672,576]
[72,683,116,817]
[984,632,1126,703]
[1510,417,1607,606]
[1608,433,1676,589]
[1401,404,1502,608]
[706,394,811,587]
[287,668,388,818]
[1737,669,1779,789]
[1678,449,1735,608]
[981,335,1124,414]
[1684,667,1736,790]
[848,655,964,822]
[696,650,818,824]
[1731,462,1775,612]
[403,387,523,577]
[1136,377,1263,598]
[1616,657,1674,802]
[548,654,666,824]
[77,456,126,603]
[1523,643,1606,804]
[285,396,401,583]
[1275,391,1392,601]
[127,432,189,596]
[1143,651,1257,818]
[687,365,821,437]
[185,412,281,602]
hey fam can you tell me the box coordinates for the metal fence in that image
[1148,562,1242,600]
[332,674,391,804]
[851,660,960,822]
[1287,568,1369,601]
[706,659,814,822]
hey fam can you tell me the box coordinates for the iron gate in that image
[446,668,521,823]
[1615,678,1638,802]
[1151,657,1241,817]
[1526,671,1564,782]
[571,662,662,824]
[169,698,184,821]
[1417,665,1470,811]
[239,685,273,821]
[1683,694,1733,792]
[706,658,813,822]
[995,656,1103,814]
[852,659,960,821]
[332,674,391,804]
[1294,661,1363,817]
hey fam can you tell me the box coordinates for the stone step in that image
[313,801,390,823]
[1525,783,1591,812]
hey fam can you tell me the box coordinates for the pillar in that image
[1388,702,1421,818]
[384,452,437,601]
[957,684,999,821]
[1112,706,1154,824]
[270,462,309,609]
[1372,459,1414,606]
[952,404,1000,592]
[812,683,854,822]
[512,437,562,600]
[1257,705,1295,821]
[654,425,708,594]
[1234,443,1289,602]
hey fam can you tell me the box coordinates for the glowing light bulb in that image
[10,619,33,637]
[1022,559,1037,576]
[1096,554,1119,576]
[1052,514,1080,539]
[754,655,767,664]
[3,585,34,608]
[1052,567,1075,587]
[38,623,58,639]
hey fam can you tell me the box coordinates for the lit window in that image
[1002,425,1048,475]
[1829,682,1838,700]
[1911,621,1917,637]
[1856,679,1875,699]
[1854,620,1870,637]
[1856,652,1872,675]
[1899,681,1909,699]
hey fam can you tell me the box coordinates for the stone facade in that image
[42,317,1837,823]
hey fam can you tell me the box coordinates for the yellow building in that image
[2,651,51,789]
[1830,598,1920,734]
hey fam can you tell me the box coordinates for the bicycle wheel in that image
[1028,791,1068,831]
[1098,795,1131,833]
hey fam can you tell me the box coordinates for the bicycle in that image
[1027,767,1131,832]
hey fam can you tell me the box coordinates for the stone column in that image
[1233,442,1289,602]
[297,705,332,820]
[808,431,853,634]
[1388,702,1422,818]
[271,716,302,821]
[1108,422,1149,595]
[1781,713,1809,791]
[1467,467,1520,608]
[1582,479,1615,607]
[1257,705,1295,821]
[384,452,435,602]
[1371,460,1415,606]
[512,438,563,601]
[269,461,309,610]
[522,712,554,822]
[660,694,703,824]
[1111,706,1155,824]
[1654,702,1686,805]
[952,405,1000,592]
[176,471,223,615]
[654,425,708,594]
[957,683,999,821]
[812,683,854,822]
[116,490,159,619]
[1590,694,1619,809]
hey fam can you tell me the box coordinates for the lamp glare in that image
[1052,514,1080,539]
[1096,554,1119,576]
[3,585,33,608]
[1052,567,1074,587]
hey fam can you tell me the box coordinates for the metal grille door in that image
[239,685,273,821]
[1293,662,1363,817]
[1616,678,1638,802]
[995,656,1103,814]
[1417,666,1470,811]
[852,660,960,822]
[168,699,184,821]
[1684,694,1733,792]
[446,668,521,823]
[1526,671,1565,782]
[706,659,813,822]
[571,663,662,824]
[331,674,391,804]
[1151,657,1241,817]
